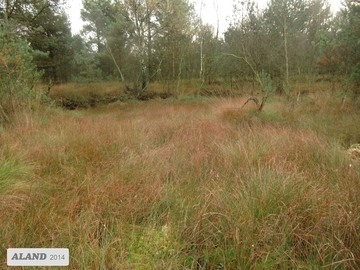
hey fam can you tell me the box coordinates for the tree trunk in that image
[146,6,151,87]
[283,14,290,95]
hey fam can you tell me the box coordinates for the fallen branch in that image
[242,96,259,109]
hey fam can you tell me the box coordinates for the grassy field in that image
[0,86,360,269]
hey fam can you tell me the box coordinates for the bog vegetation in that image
[0,0,360,269]
[1,87,360,269]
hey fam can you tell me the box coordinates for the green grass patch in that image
[0,149,33,195]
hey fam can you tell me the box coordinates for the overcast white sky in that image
[66,0,343,36]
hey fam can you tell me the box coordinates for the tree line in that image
[0,0,359,108]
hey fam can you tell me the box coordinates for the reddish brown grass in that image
[0,95,359,268]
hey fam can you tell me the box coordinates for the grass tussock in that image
[0,93,360,269]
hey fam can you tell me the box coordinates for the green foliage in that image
[0,26,43,122]
[72,52,103,82]
[350,62,360,84]
[78,0,196,92]
[29,12,73,83]
[259,71,275,93]
[226,0,332,91]
[317,0,360,99]
[69,35,102,82]
[81,0,114,53]
[2,0,72,83]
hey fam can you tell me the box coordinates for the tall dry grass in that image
[0,93,359,269]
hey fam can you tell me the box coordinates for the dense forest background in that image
[0,0,359,115]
